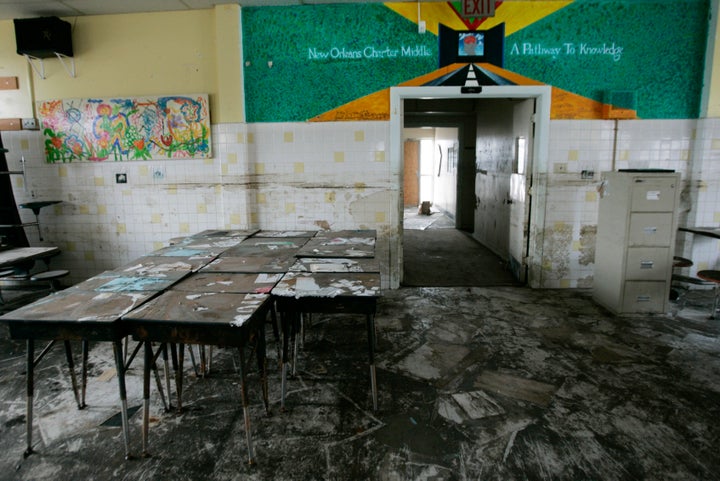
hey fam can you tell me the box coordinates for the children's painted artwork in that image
[37,94,211,163]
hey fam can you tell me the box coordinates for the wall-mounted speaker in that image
[14,16,73,59]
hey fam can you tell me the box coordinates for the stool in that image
[696,270,720,319]
[31,269,70,292]
[670,256,694,302]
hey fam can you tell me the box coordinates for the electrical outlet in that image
[553,163,568,173]
[21,118,38,130]
[581,170,595,179]
[152,166,166,182]
[115,173,127,184]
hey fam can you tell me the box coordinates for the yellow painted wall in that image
[707,3,720,117]
[0,6,243,124]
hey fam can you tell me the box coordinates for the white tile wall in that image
[2,117,717,289]
[2,121,394,286]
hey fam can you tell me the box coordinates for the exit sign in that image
[461,0,495,18]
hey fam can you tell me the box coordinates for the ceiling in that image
[0,0,450,21]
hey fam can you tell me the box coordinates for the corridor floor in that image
[0,286,719,480]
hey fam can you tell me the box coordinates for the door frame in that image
[389,85,552,289]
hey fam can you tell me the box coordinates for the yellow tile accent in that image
[139,165,149,176]
[542,258,552,270]
[153,241,165,251]
[585,191,597,202]
[222,164,229,175]
[285,202,296,214]
[698,262,709,270]
[84,251,95,261]
[97,205,107,215]
[699,181,708,192]
[248,133,255,144]
[227,152,238,164]
[94,177,105,186]
[53,205,62,215]
[680,150,690,161]
[294,162,304,173]
[257,193,267,204]
[20,139,29,150]
[619,150,629,161]
[179,222,190,233]
[334,152,345,162]
[553,221,567,230]
[58,166,67,177]
[14,177,23,188]
[374,151,385,162]
[711,139,720,150]
[230,214,242,225]
[215,185,222,194]
[117,223,127,234]
[204,158,214,165]
[255,163,265,174]
[123,189,133,196]
[284,131,294,143]
[354,182,366,191]
[375,211,386,223]
[325,192,336,203]
[65,241,76,252]
[151,213,162,224]
[197,203,208,214]
[572,240,581,251]
[168,185,178,195]
[250,212,259,223]
[567,150,579,161]
[237,133,246,143]
[79,205,90,215]
[559,279,571,288]
[354,130,365,142]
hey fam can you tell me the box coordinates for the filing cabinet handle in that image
[636,295,651,302]
[640,260,654,269]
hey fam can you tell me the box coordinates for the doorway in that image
[388,86,552,289]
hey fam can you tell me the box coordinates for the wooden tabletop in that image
[289,257,380,273]
[123,291,270,329]
[171,272,282,294]
[202,255,295,273]
[272,271,381,298]
[69,272,178,292]
[0,246,60,269]
[295,236,375,258]
[0,289,155,324]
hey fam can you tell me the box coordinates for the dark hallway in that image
[402,207,521,287]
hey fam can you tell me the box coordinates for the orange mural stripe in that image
[309,62,634,122]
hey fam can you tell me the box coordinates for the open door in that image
[508,98,535,283]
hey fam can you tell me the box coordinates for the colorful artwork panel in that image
[37,94,211,163]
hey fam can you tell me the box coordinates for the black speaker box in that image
[14,16,73,58]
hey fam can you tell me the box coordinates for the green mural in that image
[242,4,437,122]
[242,1,710,122]
[505,0,709,118]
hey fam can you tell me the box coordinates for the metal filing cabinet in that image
[593,171,680,314]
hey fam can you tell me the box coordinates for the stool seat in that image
[0,269,15,278]
[31,269,69,282]
[696,270,720,283]
[31,269,69,292]
[673,256,694,268]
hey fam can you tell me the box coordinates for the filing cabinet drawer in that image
[630,179,677,212]
[628,213,674,246]
[625,247,670,280]
[622,281,667,313]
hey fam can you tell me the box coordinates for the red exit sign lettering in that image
[462,0,495,18]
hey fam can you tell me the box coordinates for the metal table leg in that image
[366,313,378,411]
[24,339,34,458]
[112,340,132,460]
